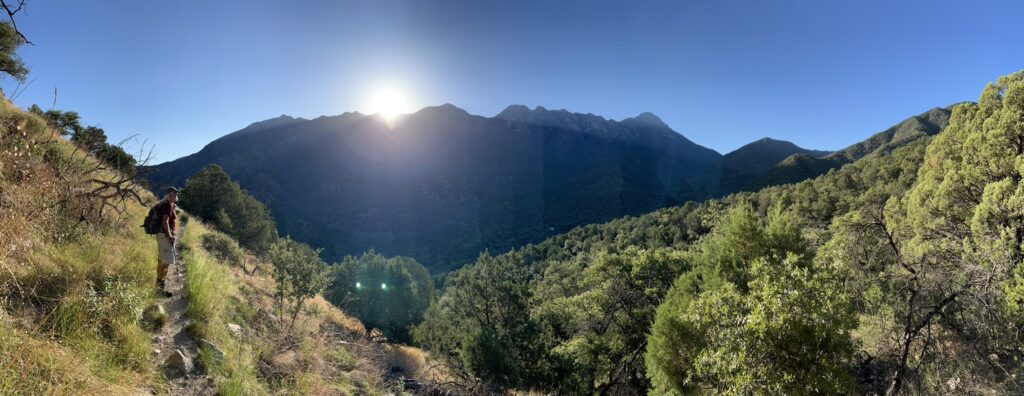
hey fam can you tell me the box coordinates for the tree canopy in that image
[0,21,27,82]
[180,164,277,253]
[410,72,1024,394]
[327,250,434,342]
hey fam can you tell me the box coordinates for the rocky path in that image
[150,230,216,395]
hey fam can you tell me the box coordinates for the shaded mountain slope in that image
[146,104,951,272]
[747,107,953,190]
[146,105,722,271]
[715,137,831,193]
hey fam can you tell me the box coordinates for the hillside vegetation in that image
[0,97,160,393]
[413,71,1024,394]
[143,104,837,272]
[749,106,952,190]
[0,95,433,394]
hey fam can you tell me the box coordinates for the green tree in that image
[269,237,332,330]
[846,71,1024,394]
[180,164,278,253]
[531,248,687,393]
[645,205,856,394]
[0,21,28,81]
[94,144,137,177]
[70,126,108,153]
[327,250,434,342]
[28,105,83,137]
[412,252,542,389]
[27,109,138,177]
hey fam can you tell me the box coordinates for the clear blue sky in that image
[6,0,1023,162]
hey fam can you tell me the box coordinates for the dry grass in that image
[0,99,161,394]
[182,222,404,395]
[0,98,438,395]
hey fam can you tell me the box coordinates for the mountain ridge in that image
[144,103,915,272]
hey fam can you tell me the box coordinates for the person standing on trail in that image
[156,186,179,298]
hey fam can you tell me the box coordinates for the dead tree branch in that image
[0,0,31,45]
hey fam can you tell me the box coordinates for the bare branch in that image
[0,0,32,45]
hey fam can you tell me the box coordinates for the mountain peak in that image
[496,104,531,119]
[494,105,608,129]
[729,137,806,155]
[621,112,668,129]
[414,103,471,117]
[725,137,830,164]
[240,114,305,133]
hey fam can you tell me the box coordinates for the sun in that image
[366,88,411,121]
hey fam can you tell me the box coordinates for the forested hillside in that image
[143,103,854,272]
[4,2,1021,395]
[716,137,831,193]
[750,107,952,190]
[145,105,727,272]
[412,72,1024,394]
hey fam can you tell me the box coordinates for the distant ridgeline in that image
[144,104,950,272]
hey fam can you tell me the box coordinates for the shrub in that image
[328,250,434,342]
[201,232,245,268]
[180,164,277,254]
[269,237,332,331]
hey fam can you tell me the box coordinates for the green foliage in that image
[412,115,942,392]
[27,105,83,137]
[180,221,265,395]
[69,125,139,177]
[646,206,856,394]
[327,250,433,342]
[180,164,278,253]
[413,252,540,388]
[531,248,688,393]
[749,107,951,191]
[70,126,107,153]
[325,345,358,372]
[95,143,137,177]
[873,71,1024,393]
[0,22,28,81]
[25,106,138,177]
[201,231,245,267]
[269,237,332,330]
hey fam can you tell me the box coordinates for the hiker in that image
[155,186,179,297]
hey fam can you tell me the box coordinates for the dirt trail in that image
[151,230,216,395]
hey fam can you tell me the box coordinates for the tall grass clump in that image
[181,220,265,395]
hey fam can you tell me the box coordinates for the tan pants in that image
[157,233,175,281]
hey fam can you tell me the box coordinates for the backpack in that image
[142,202,166,235]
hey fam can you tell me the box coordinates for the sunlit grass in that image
[0,98,159,394]
[1,94,395,393]
[0,208,160,393]
[181,221,266,395]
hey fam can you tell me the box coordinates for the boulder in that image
[198,338,226,361]
[227,323,243,337]
[163,349,194,377]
